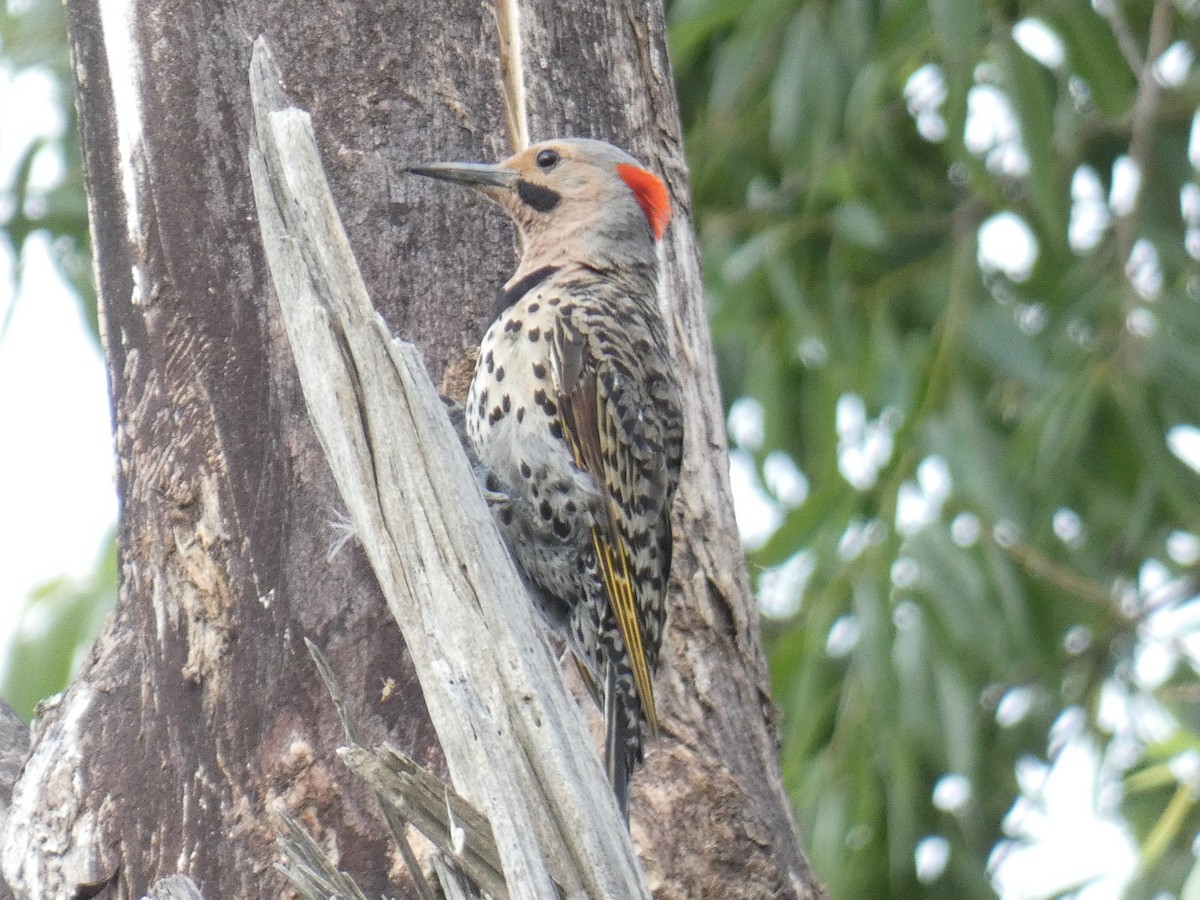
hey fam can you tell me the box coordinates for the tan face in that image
[409,138,670,251]
[490,140,659,239]
[494,142,620,215]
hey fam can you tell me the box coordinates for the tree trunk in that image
[0,1,821,898]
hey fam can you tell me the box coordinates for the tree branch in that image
[1104,1,1146,73]
[140,876,207,900]
[1114,0,1173,274]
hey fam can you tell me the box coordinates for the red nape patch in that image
[616,163,671,241]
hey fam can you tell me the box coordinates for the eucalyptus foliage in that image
[670,0,1200,895]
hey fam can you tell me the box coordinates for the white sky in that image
[0,60,116,668]
[0,233,117,658]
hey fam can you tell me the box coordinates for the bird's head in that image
[408,138,670,272]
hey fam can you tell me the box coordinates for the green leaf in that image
[1,535,117,721]
[832,202,888,250]
[998,37,1067,241]
[925,0,983,74]
[1048,5,1136,120]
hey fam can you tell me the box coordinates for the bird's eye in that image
[535,148,560,169]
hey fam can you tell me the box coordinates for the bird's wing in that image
[549,319,659,732]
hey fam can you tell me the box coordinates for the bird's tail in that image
[603,662,641,822]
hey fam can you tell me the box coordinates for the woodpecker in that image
[409,139,683,819]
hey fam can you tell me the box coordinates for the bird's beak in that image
[406,162,518,190]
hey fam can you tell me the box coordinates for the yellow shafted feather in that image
[590,526,658,732]
[557,397,658,732]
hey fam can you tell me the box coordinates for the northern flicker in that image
[409,139,683,818]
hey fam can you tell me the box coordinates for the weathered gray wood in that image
[142,875,207,900]
[0,703,26,900]
[339,744,509,899]
[435,857,488,900]
[249,38,646,899]
[305,639,435,900]
[275,813,371,900]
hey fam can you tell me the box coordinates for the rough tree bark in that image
[0,1,821,898]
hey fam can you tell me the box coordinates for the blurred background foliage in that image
[0,0,108,723]
[0,0,92,335]
[669,0,1200,896]
[3,0,1200,896]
